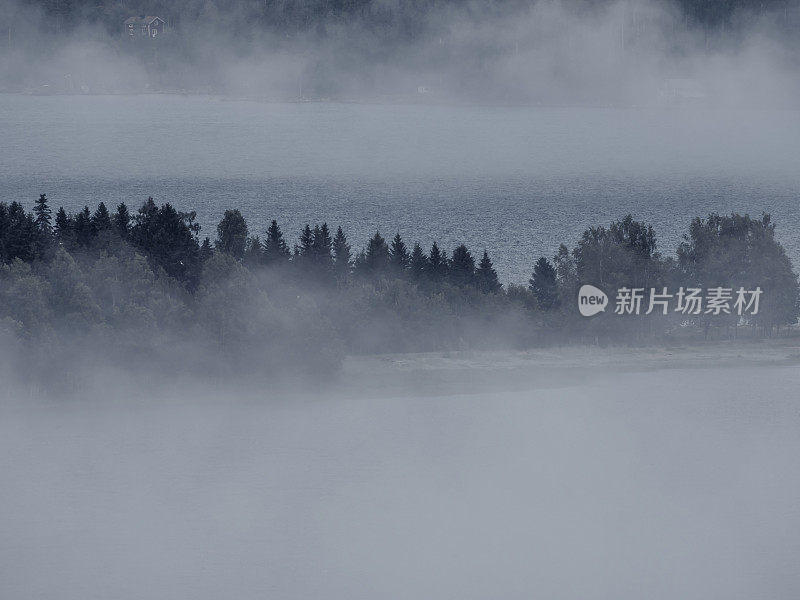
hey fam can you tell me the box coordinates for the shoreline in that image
[338,337,800,398]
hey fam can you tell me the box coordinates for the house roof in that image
[124,16,164,25]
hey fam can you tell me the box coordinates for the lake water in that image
[2,364,799,599]
[2,94,799,282]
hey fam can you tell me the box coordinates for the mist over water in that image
[3,95,800,281]
[2,365,800,599]
[3,0,800,595]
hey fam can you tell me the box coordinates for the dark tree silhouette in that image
[332,226,352,278]
[243,235,264,266]
[215,209,249,259]
[92,202,113,232]
[130,200,202,288]
[409,242,428,281]
[113,203,131,239]
[73,206,95,248]
[476,250,501,293]
[0,202,36,262]
[530,256,560,311]
[33,194,53,259]
[200,237,214,261]
[356,231,390,276]
[54,207,73,245]
[428,241,447,282]
[448,244,476,287]
[389,233,410,275]
[296,224,314,259]
[264,220,291,264]
[33,194,52,235]
[312,223,333,266]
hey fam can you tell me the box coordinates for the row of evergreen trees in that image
[0,197,503,294]
[2,195,799,337]
[216,208,503,293]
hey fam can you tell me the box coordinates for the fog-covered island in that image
[1,194,797,390]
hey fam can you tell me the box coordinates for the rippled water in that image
[2,94,799,281]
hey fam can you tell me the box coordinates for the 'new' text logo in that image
[578,284,608,317]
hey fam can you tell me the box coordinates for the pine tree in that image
[33,194,53,259]
[357,231,389,277]
[0,202,8,261]
[92,202,113,232]
[264,220,290,264]
[332,226,352,278]
[529,256,560,311]
[388,233,410,274]
[33,194,52,235]
[428,241,448,282]
[312,223,333,266]
[4,202,36,262]
[409,242,428,280]
[73,206,95,248]
[215,209,248,259]
[476,250,501,293]
[296,224,314,258]
[114,203,130,239]
[448,244,476,287]
[54,207,72,243]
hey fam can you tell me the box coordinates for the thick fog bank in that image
[1,364,799,599]
[2,0,800,106]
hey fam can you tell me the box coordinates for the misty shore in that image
[340,337,800,399]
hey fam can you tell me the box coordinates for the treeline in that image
[1,195,798,386]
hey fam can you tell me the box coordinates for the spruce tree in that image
[0,202,8,261]
[314,223,333,265]
[54,207,73,245]
[332,226,352,278]
[33,194,52,235]
[448,244,476,287]
[73,206,95,248]
[529,256,560,311]
[114,203,130,239]
[264,220,290,263]
[476,250,501,293]
[4,202,36,262]
[409,242,428,280]
[33,194,53,259]
[389,233,410,274]
[358,231,390,277]
[428,241,448,282]
[296,224,314,258]
[92,202,113,232]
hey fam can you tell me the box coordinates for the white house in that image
[124,16,166,39]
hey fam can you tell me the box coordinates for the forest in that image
[0,194,797,387]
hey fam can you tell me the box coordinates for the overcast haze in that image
[2,0,800,597]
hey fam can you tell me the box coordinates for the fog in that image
[2,0,800,106]
[3,0,800,596]
[2,363,799,599]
